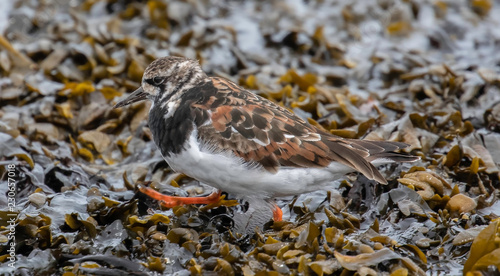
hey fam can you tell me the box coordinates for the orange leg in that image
[139,184,283,221]
[138,184,221,208]
[272,204,283,221]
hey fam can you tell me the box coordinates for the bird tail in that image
[325,138,419,184]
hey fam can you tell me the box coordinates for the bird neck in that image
[156,68,208,105]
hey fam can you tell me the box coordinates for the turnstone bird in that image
[114,56,418,221]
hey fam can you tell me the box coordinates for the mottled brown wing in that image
[196,77,411,183]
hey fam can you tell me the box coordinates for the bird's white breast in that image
[162,127,356,198]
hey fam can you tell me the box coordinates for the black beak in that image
[114,87,147,108]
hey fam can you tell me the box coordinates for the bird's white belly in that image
[162,129,354,198]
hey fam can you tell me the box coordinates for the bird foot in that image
[138,184,221,208]
[138,184,283,221]
[272,204,283,221]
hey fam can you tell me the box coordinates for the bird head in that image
[114,56,207,108]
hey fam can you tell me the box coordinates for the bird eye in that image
[152,76,164,85]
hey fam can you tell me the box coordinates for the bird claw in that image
[138,184,221,208]
[138,184,283,221]
[272,204,283,221]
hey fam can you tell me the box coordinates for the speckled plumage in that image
[115,56,418,198]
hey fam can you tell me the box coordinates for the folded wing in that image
[193,77,417,184]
